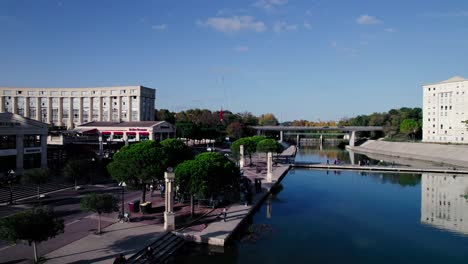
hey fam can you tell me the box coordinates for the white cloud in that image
[152,24,168,31]
[254,0,288,12]
[216,8,249,16]
[197,16,266,33]
[384,28,397,33]
[234,46,249,52]
[274,21,297,33]
[356,15,382,25]
[304,21,312,29]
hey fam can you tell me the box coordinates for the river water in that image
[172,148,468,263]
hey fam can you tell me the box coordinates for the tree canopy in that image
[400,118,420,136]
[256,139,283,154]
[80,193,119,234]
[258,113,279,126]
[22,168,50,199]
[0,206,64,262]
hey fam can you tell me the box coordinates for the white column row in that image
[1,95,140,125]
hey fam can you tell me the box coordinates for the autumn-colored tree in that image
[258,113,279,126]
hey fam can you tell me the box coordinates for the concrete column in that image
[78,97,83,125]
[349,131,356,147]
[239,145,245,168]
[35,97,41,121]
[164,171,175,231]
[127,96,132,121]
[47,97,53,124]
[68,97,74,129]
[98,97,103,121]
[108,97,112,122]
[16,134,24,176]
[348,149,355,165]
[136,97,141,121]
[40,134,47,168]
[89,97,94,121]
[0,96,4,112]
[296,134,300,146]
[58,98,63,126]
[11,96,17,114]
[24,97,30,118]
[279,130,283,142]
[123,134,129,146]
[117,96,122,121]
[267,152,273,182]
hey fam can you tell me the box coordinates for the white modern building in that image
[0,113,48,176]
[422,76,468,143]
[0,86,156,129]
[421,173,468,235]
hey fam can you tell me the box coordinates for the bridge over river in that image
[251,126,384,146]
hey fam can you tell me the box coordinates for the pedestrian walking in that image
[223,207,227,222]
[144,246,153,259]
[113,253,126,264]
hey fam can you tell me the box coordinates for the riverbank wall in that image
[348,140,468,168]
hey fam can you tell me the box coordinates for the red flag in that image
[219,108,224,122]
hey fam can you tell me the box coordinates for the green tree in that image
[155,109,176,124]
[231,137,258,165]
[256,139,283,154]
[160,138,194,169]
[22,168,49,199]
[400,119,419,140]
[80,193,119,234]
[0,206,64,263]
[258,113,279,126]
[63,160,89,190]
[107,141,164,202]
[175,152,239,217]
[226,122,244,139]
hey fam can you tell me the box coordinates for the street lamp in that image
[118,181,127,215]
[7,170,16,205]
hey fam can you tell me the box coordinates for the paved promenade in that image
[42,146,296,262]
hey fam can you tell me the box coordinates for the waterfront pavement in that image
[42,146,296,262]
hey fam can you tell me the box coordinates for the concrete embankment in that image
[348,140,468,168]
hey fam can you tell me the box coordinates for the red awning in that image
[101,131,111,135]
[126,132,136,135]
[113,132,123,135]
[139,132,150,136]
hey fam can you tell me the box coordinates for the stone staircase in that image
[127,232,185,263]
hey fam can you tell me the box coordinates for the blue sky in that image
[1,0,468,122]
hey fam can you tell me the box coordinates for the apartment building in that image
[422,76,468,143]
[0,86,156,129]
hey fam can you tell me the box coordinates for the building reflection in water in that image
[421,173,468,235]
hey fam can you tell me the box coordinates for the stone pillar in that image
[164,171,175,231]
[68,97,74,129]
[40,134,47,168]
[98,97,103,121]
[35,97,41,121]
[58,98,63,126]
[127,96,132,121]
[24,97,30,118]
[108,97,113,122]
[89,97,94,121]
[47,97,53,125]
[123,133,129,146]
[279,130,283,142]
[0,96,4,112]
[348,149,355,165]
[239,145,245,168]
[117,96,122,121]
[78,97,84,125]
[16,134,24,176]
[11,96,17,114]
[267,152,273,182]
[349,131,356,147]
[296,134,300,146]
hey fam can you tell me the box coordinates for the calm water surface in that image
[173,148,468,263]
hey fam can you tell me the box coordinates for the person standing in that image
[222,208,227,222]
